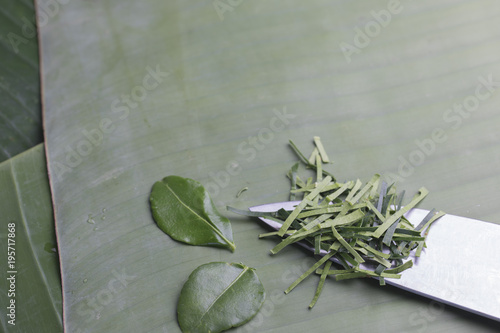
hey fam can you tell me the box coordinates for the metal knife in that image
[250,201,500,322]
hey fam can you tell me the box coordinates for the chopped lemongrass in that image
[415,241,426,257]
[229,137,445,308]
[382,191,405,246]
[236,187,248,198]
[345,179,362,203]
[288,162,300,201]
[373,188,429,238]
[308,147,319,165]
[314,234,321,254]
[313,136,331,163]
[277,176,332,236]
[316,154,322,182]
[335,272,368,281]
[309,260,331,309]
[384,260,413,274]
[331,227,364,264]
[285,252,336,294]
[347,174,380,205]
[289,140,335,180]
[259,231,286,238]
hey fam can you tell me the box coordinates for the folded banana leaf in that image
[38,0,500,332]
[0,144,62,332]
[0,0,42,162]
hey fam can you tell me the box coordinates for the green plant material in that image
[177,262,265,333]
[236,186,248,198]
[285,251,336,294]
[289,140,335,181]
[0,0,42,162]
[309,260,331,309]
[287,162,300,201]
[37,0,500,331]
[313,136,330,163]
[277,175,333,236]
[0,144,62,332]
[232,137,446,307]
[385,260,413,274]
[308,147,319,164]
[415,211,445,257]
[373,188,429,239]
[150,175,235,252]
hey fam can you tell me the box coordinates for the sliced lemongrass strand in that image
[365,201,386,223]
[415,240,426,257]
[259,231,294,238]
[414,209,436,230]
[298,207,343,218]
[374,264,386,275]
[309,260,331,309]
[288,162,300,201]
[270,235,307,254]
[416,210,446,232]
[226,206,279,218]
[236,187,248,198]
[355,268,401,279]
[356,240,390,259]
[315,267,355,275]
[382,217,401,246]
[316,154,323,182]
[382,191,405,245]
[354,246,369,256]
[295,175,307,189]
[314,234,321,255]
[330,227,364,264]
[289,139,335,180]
[308,147,319,165]
[370,176,381,199]
[391,235,425,242]
[285,251,336,294]
[289,139,312,165]
[335,272,368,281]
[321,209,364,229]
[338,252,358,267]
[377,181,388,211]
[277,176,332,236]
[373,187,429,238]
[371,255,392,268]
[322,181,351,204]
[313,136,331,163]
[385,260,413,274]
[396,191,405,210]
[345,179,362,203]
[347,174,380,205]
[302,214,334,231]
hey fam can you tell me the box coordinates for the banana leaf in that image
[0,144,62,332]
[0,0,42,162]
[38,0,500,332]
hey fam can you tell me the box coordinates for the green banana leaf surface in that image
[38,0,500,332]
[0,144,62,332]
[0,0,42,162]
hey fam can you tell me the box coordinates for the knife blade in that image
[250,201,500,322]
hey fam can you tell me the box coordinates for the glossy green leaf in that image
[38,0,500,332]
[177,262,265,333]
[150,175,235,251]
[0,144,62,332]
[0,0,42,162]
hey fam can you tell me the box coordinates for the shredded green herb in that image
[236,186,248,198]
[229,137,445,308]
